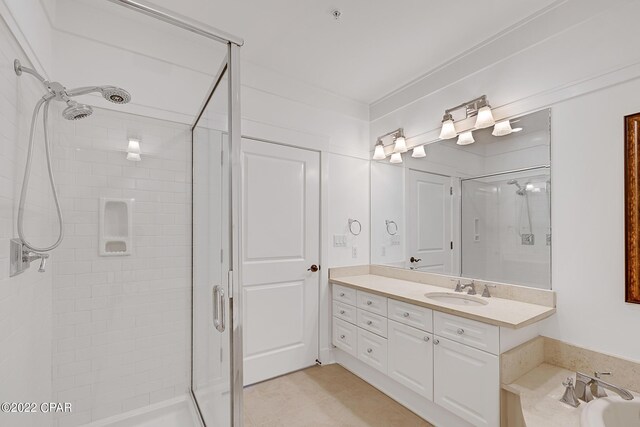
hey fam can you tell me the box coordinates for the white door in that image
[407,169,453,273]
[433,337,499,427]
[241,139,320,386]
[387,320,434,400]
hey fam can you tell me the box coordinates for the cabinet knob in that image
[366,300,372,305]
[339,292,345,297]
[457,328,465,335]
[340,310,345,315]
[340,334,345,339]
[367,348,373,353]
[434,339,440,345]
[366,320,373,325]
[424,336,430,342]
[403,312,410,317]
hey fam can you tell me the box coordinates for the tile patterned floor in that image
[244,364,434,427]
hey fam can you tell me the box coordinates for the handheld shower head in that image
[507,179,526,195]
[101,87,131,104]
[507,179,518,185]
[62,101,93,120]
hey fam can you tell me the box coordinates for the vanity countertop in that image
[330,274,555,329]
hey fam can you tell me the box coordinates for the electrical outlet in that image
[352,246,358,258]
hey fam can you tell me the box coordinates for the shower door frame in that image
[106,1,244,425]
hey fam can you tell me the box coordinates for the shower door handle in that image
[212,285,225,333]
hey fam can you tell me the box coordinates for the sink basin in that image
[581,396,639,427]
[424,292,488,306]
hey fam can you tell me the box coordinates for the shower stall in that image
[1,1,243,426]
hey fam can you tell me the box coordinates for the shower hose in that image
[17,95,64,253]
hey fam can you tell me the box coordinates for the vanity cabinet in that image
[331,283,523,427]
[434,336,499,427]
[387,320,433,400]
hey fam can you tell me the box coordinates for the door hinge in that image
[220,249,223,263]
[450,186,453,196]
[228,270,234,296]
[450,241,454,250]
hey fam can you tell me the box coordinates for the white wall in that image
[50,109,192,426]
[370,0,640,361]
[0,15,53,427]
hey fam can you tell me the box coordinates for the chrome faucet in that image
[575,372,634,402]
[482,283,496,298]
[452,279,463,292]
[460,280,477,295]
[24,250,49,273]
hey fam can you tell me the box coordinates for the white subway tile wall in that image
[50,108,192,426]
[0,18,55,427]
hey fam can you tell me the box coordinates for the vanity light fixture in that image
[393,131,407,153]
[390,152,403,163]
[439,112,457,139]
[373,141,386,160]
[492,120,513,136]
[438,95,508,144]
[457,131,475,146]
[126,152,141,161]
[412,145,426,158]
[474,99,495,129]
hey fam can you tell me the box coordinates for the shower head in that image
[507,179,526,195]
[62,101,93,120]
[101,87,131,104]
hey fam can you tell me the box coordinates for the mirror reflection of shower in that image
[507,179,534,245]
[10,59,131,276]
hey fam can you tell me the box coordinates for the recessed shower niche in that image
[99,198,133,256]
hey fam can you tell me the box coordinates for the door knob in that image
[307,264,319,272]
[410,256,422,263]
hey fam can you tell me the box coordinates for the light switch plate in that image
[333,234,347,247]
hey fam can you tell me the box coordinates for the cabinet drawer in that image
[357,328,388,374]
[357,290,388,316]
[388,299,433,332]
[434,311,499,354]
[333,284,357,306]
[357,309,388,338]
[333,301,357,324]
[333,317,357,357]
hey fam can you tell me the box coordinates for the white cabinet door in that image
[434,337,499,427]
[387,320,433,400]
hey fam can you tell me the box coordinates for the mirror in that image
[370,109,551,289]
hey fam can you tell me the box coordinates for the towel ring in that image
[348,218,362,236]
[385,220,398,236]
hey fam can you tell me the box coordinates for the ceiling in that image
[141,0,558,104]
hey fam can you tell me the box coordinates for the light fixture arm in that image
[375,127,404,142]
[444,95,489,119]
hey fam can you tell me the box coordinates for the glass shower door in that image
[192,62,237,426]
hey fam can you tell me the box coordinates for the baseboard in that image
[334,349,474,427]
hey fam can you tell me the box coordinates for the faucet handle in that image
[593,372,612,398]
[451,279,463,292]
[560,377,580,408]
[595,371,612,379]
[482,284,496,298]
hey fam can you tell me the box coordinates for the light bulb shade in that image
[373,142,386,160]
[126,152,141,161]
[393,135,407,153]
[492,120,513,136]
[127,139,141,154]
[475,106,495,129]
[412,145,426,158]
[439,119,457,139]
[457,130,475,146]
[390,152,403,163]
